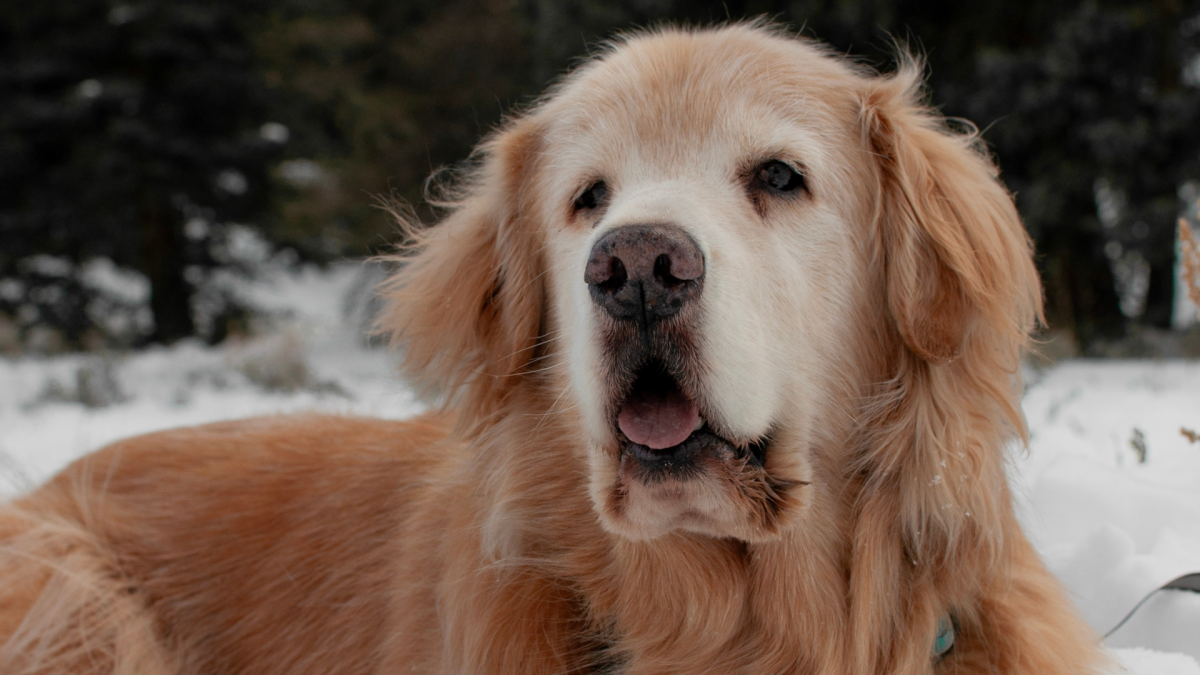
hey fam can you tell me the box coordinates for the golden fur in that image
[0,24,1108,675]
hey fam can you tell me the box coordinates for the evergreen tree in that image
[4,0,1196,349]
[957,2,1200,342]
[252,0,533,256]
[0,0,279,346]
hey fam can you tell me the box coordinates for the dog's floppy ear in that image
[377,117,545,417]
[860,60,1041,365]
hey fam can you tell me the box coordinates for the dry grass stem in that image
[1179,217,1200,311]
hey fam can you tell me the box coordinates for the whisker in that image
[530,386,577,434]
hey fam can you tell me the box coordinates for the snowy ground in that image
[1018,360,1200,668]
[1,261,1197,673]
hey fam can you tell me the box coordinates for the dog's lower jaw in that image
[587,442,805,543]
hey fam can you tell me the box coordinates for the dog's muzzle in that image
[584,225,771,477]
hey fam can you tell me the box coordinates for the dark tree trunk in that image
[140,202,194,343]
[1041,233,1125,347]
[1142,259,1176,328]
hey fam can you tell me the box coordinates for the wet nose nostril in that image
[653,254,673,284]
[652,253,694,287]
[600,258,627,292]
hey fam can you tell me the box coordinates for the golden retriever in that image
[0,23,1109,675]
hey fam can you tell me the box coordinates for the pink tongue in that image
[618,387,700,450]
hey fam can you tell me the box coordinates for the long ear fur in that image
[856,56,1045,559]
[848,58,1047,673]
[376,118,545,421]
[862,58,1042,366]
[855,60,1044,544]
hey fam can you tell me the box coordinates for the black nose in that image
[584,225,704,326]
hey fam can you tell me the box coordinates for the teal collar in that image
[933,614,956,658]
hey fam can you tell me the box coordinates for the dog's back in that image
[0,414,454,675]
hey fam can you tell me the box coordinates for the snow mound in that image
[0,261,422,494]
[1112,648,1200,675]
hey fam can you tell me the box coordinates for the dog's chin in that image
[581,352,803,542]
[587,423,802,544]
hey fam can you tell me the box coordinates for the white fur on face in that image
[537,43,873,540]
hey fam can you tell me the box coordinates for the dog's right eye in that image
[574,181,608,211]
[756,160,806,195]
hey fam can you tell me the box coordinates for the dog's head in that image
[380,24,1040,544]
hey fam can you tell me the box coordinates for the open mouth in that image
[615,360,769,470]
[602,359,796,540]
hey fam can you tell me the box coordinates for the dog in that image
[0,23,1108,675]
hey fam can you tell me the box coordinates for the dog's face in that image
[534,32,879,541]
[382,25,1038,546]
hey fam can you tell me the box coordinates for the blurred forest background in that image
[3,0,1200,355]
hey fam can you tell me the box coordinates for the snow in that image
[1016,362,1200,663]
[1,261,1197,671]
[1112,648,1200,675]
[0,262,423,493]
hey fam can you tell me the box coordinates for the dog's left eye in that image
[756,160,806,195]
[574,181,609,211]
